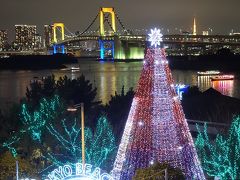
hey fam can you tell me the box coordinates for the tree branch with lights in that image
[195,116,240,179]
[43,116,116,169]
[2,95,116,173]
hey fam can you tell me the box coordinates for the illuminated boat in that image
[210,75,234,81]
[61,67,80,72]
[197,70,221,76]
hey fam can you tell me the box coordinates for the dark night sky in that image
[1,0,240,39]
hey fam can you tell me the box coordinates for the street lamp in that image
[67,103,85,168]
[16,160,19,180]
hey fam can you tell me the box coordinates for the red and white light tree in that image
[112,28,205,179]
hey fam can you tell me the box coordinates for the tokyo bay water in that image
[0,60,239,107]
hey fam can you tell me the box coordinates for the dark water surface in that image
[0,61,239,107]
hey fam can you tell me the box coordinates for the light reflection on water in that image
[0,61,239,107]
[211,80,234,97]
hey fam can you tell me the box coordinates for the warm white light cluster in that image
[47,163,113,180]
[148,28,163,47]
[112,47,205,179]
[111,99,138,180]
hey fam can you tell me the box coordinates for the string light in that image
[195,116,240,179]
[31,116,116,173]
[138,121,144,127]
[148,28,163,47]
[2,96,116,173]
[42,116,116,173]
[112,40,205,179]
[2,95,63,157]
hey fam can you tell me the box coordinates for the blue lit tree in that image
[2,95,63,157]
[88,116,116,170]
[2,95,116,172]
[44,116,116,171]
[21,94,63,141]
[195,116,240,179]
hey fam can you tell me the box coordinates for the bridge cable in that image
[115,11,131,34]
[89,26,100,36]
[64,26,76,37]
[104,14,115,33]
[54,28,72,43]
[55,27,70,38]
[79,13,99,36]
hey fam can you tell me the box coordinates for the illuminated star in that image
[148,28,163,47]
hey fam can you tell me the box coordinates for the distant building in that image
[44,25,53,48]
[163,34,240,55]
[202,31,209,36]
[0,30,8,51]
[15,25,37,50]
[182,31,191,35]
[35,34,42,49]
[231,32,240,35]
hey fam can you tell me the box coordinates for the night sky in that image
[1,0,240,39]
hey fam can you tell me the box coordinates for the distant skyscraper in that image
[0,30,8,51]
[193,18,197,35]
[44,25,53,48]
[35,34,42,49]
[202,31,209,36]
[15,25,37,50]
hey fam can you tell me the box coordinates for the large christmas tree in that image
[112,29,205,179]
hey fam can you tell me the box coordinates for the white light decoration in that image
[178,146,183,150]
[150,160,154,165]
[46,163,113,180]
[173,96,178,100]
[112,42,205,179]
[175,84,189,100]
[148,28,163,47]
[138,121,144,126]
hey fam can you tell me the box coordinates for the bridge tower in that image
[52,23,65,54]
[99,8,116,59]
[100,7,116,36]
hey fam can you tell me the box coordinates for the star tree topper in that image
[148,28,163,47]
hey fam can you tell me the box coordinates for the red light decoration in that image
[112,47,205,179]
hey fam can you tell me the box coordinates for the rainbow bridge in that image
[51,8,146,60]
[51,7,240,59]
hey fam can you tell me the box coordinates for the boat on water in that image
[210,75,234,81]
[61,66,80,72]
[197,70,221,76]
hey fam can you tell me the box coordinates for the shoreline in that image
[1,54,240,70]
[0,54,78,70]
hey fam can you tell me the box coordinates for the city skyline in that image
[1,0,240,40]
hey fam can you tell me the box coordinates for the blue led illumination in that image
[62,45,65,54]
[53,45,65,54]
[53,45,57,54]
[98,40,114,60]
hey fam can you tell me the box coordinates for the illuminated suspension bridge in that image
[51,7,240,59]
[51,7,146,60]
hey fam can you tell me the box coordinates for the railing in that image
[54,34,240,46]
